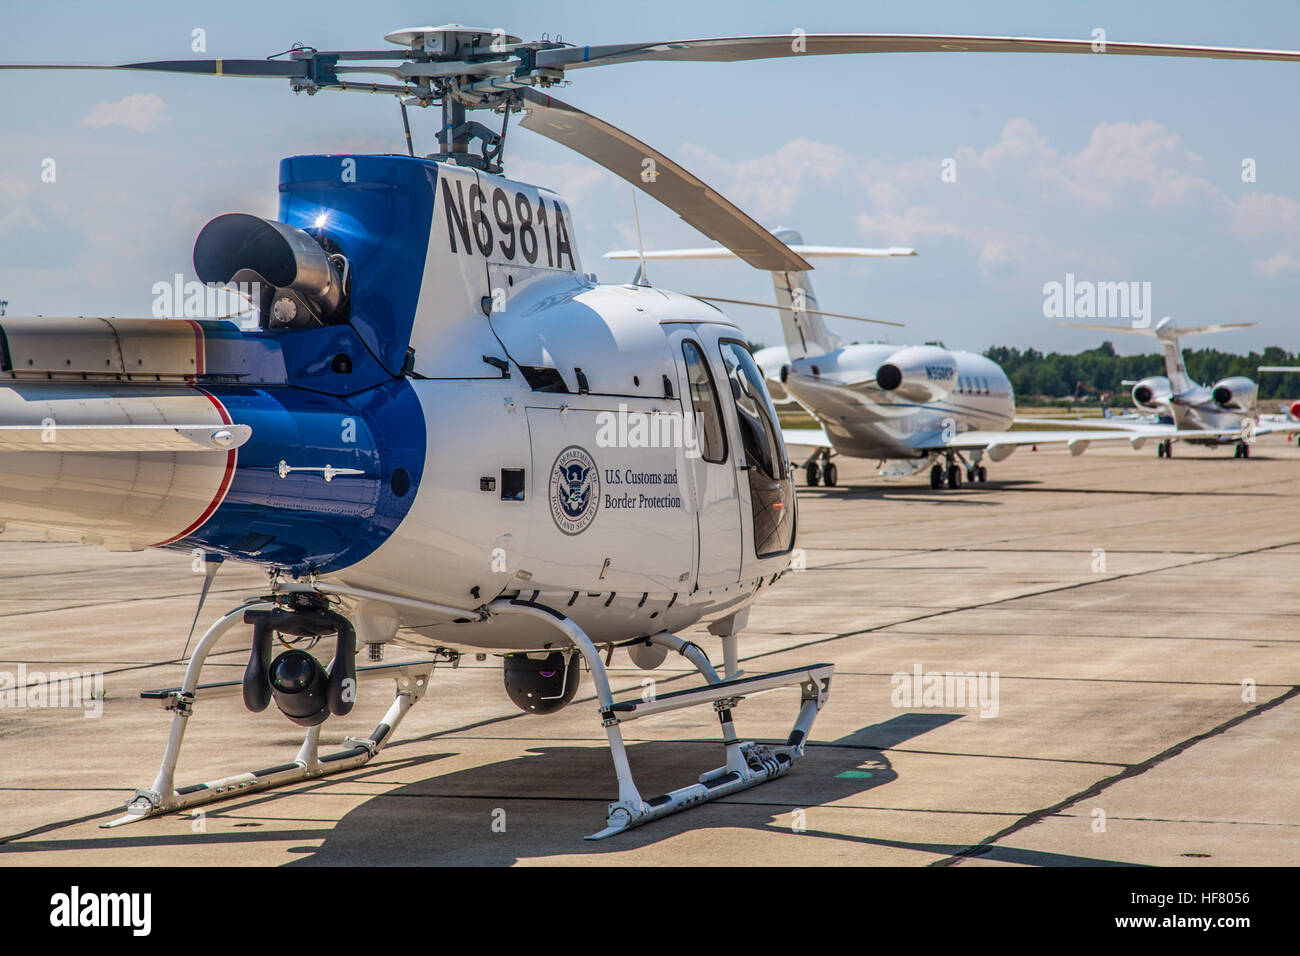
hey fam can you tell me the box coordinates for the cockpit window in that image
[681,340,727,464]
[718,340,787,481]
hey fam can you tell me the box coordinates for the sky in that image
[2,1,1299,356]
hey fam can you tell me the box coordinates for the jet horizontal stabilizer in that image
[684,293,904,327]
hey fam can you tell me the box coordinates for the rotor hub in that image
[383,24,523,58]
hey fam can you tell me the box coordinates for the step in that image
[605,662,833,722]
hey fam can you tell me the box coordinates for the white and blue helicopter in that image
[2,25,1298,839]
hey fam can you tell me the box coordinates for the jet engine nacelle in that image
[1210,376,1258,411]
[1131,376,1172,412]
[874,345,957,402]
[503,651,581,715]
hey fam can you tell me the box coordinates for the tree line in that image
[983,341,1300,403]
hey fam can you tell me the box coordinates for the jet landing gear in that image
[802,448,837,487]
[493,598,833,839]
[1234,442,1251,459]
[1157,439,1173,458]
[931,451,980,490]
[104,593,441,828]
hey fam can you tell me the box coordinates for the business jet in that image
[608,232,1180,489]
[1047,318,1300,456]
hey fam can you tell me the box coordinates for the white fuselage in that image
[333,285,797,653]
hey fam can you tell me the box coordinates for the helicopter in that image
[1,24,1296,839]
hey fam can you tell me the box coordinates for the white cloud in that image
[1254,252,1300,277]
[78,94,170,133]
[1231,192,1300,239]
[677,138,852,222]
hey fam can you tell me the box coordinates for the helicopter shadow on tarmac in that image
[284,712,1139,866]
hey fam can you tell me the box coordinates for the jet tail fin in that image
[603,231,915,360]
[1060,318,1257,393]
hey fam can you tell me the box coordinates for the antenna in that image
[399,100,415,157]
[0,299,7,316]
[631,190,650,287]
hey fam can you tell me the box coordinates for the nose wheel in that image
[1157,439,1173,458]
[1234,442,1251,458]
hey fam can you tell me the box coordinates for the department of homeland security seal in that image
[549,445,600,535]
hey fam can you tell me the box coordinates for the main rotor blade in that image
[0,58,309,78]
[605,245,917,260]
[537,34,1300,70]
[517,89,811,273]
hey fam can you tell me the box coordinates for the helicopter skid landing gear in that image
[103,602,436,828]
[492,598,833,840]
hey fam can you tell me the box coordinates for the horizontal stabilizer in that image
[0,423,251,453]
[686,293,903,327]
[780,427,833,449]
[1058,321,1256,337]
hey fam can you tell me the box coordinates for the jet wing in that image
[1252,419,1300,437]
[1016,416,1300,439]
[0,424,251,452]
[1015,416,1169,431]
[780,427,834,449]
[916,429,1155,457]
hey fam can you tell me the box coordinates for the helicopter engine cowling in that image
[874,345,957,402]
[1132,376,1172,412]
[1210,376,1257,411]
[503,651,581,715]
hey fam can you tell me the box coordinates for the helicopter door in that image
[672,334,742,589]
[715,338,796,577]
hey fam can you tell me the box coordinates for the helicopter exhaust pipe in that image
[194,213,346,328]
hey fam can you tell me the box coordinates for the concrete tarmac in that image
[0,439,1296,866]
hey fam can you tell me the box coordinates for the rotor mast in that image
[382,24,539,171]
